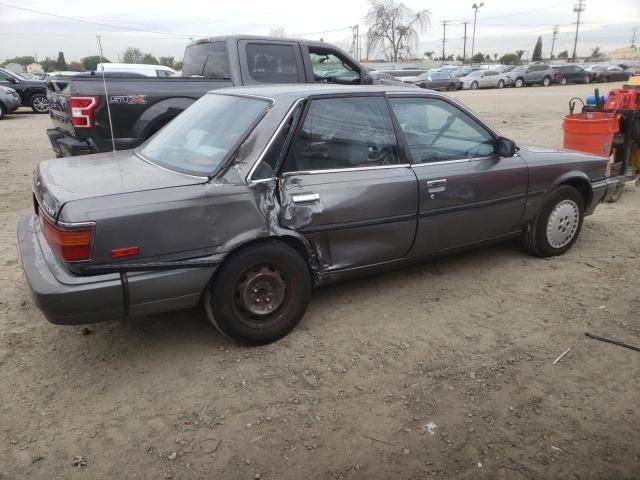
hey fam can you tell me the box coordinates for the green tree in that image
[81,55,109,71]
[589,46,604,61]
[493,53,498,61]
[515,49,525,61]
[174,61,183,71]
[123,47,143,63]
[55,51,67,70]
[471,52,485,63]
[499,53,521,65]
[40,57,57,72]
[557,50,569,59]
[2,56,36,66]
[67,61,84,72]
[424,50,434,60]
[158,56,175,68]
[141,53,158,65]
[532,36,543,61]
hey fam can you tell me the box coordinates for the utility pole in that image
[471,3,484,65]
[441,20,448,63]
[632,27,637,48]
[462,22,469,63]
[571,0,585,62]
[350,25,360,61]
[550,25,559,59]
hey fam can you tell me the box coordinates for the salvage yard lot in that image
[1,82,639,479]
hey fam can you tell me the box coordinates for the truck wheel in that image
[0,103,5,120]
[30,94,49,113]
[522,186,584,257]
[205,241,312,345]
[514,78,524,88]
[542,76,551,86]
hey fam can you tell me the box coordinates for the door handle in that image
[291,193,320,203]
[426,179,447,193]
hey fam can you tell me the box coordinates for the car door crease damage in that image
[17,84,617,343]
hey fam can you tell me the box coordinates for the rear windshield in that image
[138,94,271,176]
[182,41,231,79]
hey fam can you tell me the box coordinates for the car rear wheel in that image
[514,78,524,88]
[447,83,456,91]
[471,81,479,90]
[583,75,590,84]
[30,94,49,113]
[205,241,312,345]
[522,185,584,257]
[497,79,505,89]
[560,76,568,85]
[542,76,551,87]
[0,103,5,120]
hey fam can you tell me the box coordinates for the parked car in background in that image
[97,63,178,77]
[494,65,513,73]
[366,70,407,86]
[381,69,428,83]
[506,64,555,87]
[0,85,21,119]
[552,65,592,85]
[587,65,631,82]
[460,70,509,89]
[18,84,614,344]
[0,67,49,113]
[450,66,481,79]
[413,71,460,91]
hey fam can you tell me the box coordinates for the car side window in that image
[246,43,300,83]
[308,49,360,85]
[283,96,400,172]
[389,97,495,163]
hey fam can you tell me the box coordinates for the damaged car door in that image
[278,95,419,271]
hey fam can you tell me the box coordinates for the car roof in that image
[188,34,336,50]
[210,84,429,101]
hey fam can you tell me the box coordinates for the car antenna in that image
[96,35,117,153]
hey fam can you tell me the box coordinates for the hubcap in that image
[33,97,49,112]
[235,264,287,317]
[546,199,579,248]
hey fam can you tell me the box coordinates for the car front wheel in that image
[522,185,584,257]
[542,76,551,86]
[205,241,312,345]
[471,81,479,90]
[514,78,524,88]
[583,75,590,84]
[497,79,505,89]
[30,94,49,113]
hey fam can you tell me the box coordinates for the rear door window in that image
[246,43,301,83]
[283,96,400,172]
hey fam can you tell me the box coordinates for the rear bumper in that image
[17,215,217,325]
[46,129,95,157]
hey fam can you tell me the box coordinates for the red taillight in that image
[70,96,99,128]
[111,246,140,258]
[40,214,93,262]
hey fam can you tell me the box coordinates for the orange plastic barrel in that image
[562,112,620,156]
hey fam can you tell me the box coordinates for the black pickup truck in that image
[46,35,377,157]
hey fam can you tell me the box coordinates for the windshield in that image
[138,94,271,176]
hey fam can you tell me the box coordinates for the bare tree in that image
[365,0,431,62]
[270,26,287,38]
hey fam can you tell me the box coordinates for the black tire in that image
[447,83,455,91]
[497,79,505,89]
[542,76,551,87]
[607,181,624,203]
[30,94,49,113]
[471,81,479,90]
[205,241,312,345]
[0,103,5,120]
[514,78,524,88]
[560,76,568,85]
[522,186,584,257]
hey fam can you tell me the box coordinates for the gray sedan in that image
[18,85,615,345]
[0,85,21,119]
[460,70,510,89]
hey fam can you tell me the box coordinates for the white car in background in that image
[460,69,510,89]
[96,63,177,77]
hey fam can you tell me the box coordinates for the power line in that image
[0,1,201,37]
[571,0,585,62]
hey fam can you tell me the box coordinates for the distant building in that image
[3,62,26,73]
[608,46,638,61]
[26,62,44,74]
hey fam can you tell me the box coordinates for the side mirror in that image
[363,72,374,85]
[8,77,18,83]
[496,137,517,157]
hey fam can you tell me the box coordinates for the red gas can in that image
[604,89,639,112]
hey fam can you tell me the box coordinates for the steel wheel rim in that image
[561,77,567,85]
[546,199,579,248]
[472,82,478,89]
[33,96,49,112]
[498,80,504,88]
[233,263,288,325]
[516,79,523,87]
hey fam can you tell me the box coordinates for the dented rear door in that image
[277,95,418,271]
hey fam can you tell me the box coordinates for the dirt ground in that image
[1,82,639,480]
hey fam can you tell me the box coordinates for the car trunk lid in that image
[33,150,206,219]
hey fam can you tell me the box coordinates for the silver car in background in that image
[460,70,509,90]
[0,85,21,119]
